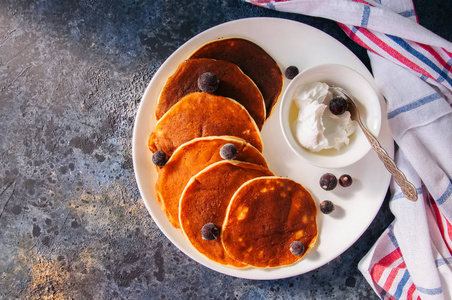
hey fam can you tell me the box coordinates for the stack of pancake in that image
[148,38,318,268]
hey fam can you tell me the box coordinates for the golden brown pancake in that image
[155,136,268,228]
[179,160,274,267]
[156,58,266,130]
[222,177,317,268]
[148,92,263,156]
[189,38,283,118]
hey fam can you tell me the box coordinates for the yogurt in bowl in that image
[292,81,357,152]
[280,64,382,169]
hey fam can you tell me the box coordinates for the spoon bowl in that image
[329,86,418,202]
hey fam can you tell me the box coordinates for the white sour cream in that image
[293,82,357,152]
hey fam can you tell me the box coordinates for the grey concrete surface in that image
[0,0,449,299]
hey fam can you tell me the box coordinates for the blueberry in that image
[329,96,348,115]
[319,200,335,214]
[319,173,337,191]
[285,66,299,80]
[198,72,219,93]
[339,174,353,187]
[201,223,220,241]
[220,143,238,160]
[152,150,167,167]
[290,241,305,256]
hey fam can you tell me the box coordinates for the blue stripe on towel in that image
[399,9,416,18]
[437,179,452,205]
[417,286,443,295]
[436,257,452,268]
[388,35,452,86]
[394,270,410,299]
[387,92,441,119]
[361,5,371,27]
[388,224,399,248]
[390,187,423,201]
[266,2,276,10]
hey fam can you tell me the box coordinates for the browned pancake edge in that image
[148,92,263,157]
[156,58,266,130]
[155,136,268,228]
[179,160,274,267]
[221,176,318,268]
[189,38,283,119]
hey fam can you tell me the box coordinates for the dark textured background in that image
[0,0,450,299]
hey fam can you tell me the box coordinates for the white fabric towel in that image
[245,0,452,299]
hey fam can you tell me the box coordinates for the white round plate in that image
[132,17,392,280]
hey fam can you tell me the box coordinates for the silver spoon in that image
[329,86,418,202]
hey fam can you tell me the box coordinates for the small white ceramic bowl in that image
[279,64,382,169]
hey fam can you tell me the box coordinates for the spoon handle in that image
[358,123,418,202]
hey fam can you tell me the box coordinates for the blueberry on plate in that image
[152,150,168,167]
[220,143,238,160]
[319,173,337,191]
[198,72,219,93]
[201,223,220,241]
[285,66,299,80]
[319,200,335,214]
[290,241,305,255]
[339,174,353,187]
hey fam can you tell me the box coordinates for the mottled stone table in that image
[1,1,450,299]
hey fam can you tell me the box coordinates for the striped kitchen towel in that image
[244,0,452,299]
